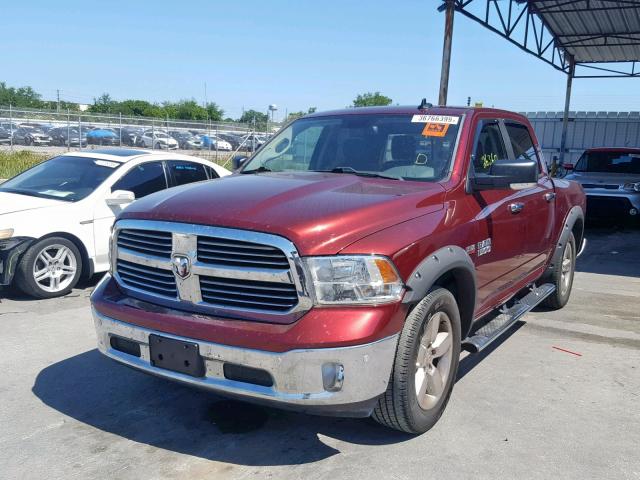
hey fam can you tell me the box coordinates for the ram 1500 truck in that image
[91,105,586,434]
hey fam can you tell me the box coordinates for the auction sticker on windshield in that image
[422,123,449,137]
[411,114,460,125]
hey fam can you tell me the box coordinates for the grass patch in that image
[0,150,48,179]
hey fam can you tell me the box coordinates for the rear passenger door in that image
[503,121,555,273]
[166,160,211,187]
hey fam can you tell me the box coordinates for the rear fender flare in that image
[550,205,584,269]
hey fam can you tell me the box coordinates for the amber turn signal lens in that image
[374,258,400,283]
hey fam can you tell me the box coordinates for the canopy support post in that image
[559,56,575,165]
[439,0,455,106]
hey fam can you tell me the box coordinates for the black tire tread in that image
[372,288,460,433]
[14,236,82,299]
[542,232,576,310]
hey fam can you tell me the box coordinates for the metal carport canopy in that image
[437,0,640,163]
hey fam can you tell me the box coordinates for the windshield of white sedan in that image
[0,155,118,202]
[243,114,461,181]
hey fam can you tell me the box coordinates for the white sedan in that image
[140,131,179,150]
[0,149,230,298]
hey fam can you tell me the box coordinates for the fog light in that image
[322,363,345,392]
[630,208,638,216]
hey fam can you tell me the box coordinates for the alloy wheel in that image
[414,311,453,410]
[32,244,77,293]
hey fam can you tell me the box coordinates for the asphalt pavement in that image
[0,226,638,480]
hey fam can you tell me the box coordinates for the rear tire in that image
[542,232,576,309]
[14,237,83,299]
[372,288,461,434]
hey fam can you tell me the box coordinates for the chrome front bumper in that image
[93,308,398,416]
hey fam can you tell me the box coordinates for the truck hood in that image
[120,172,446,255]
[0,192,65,215]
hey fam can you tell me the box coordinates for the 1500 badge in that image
[467,238,492,257]
[477,238,492,256]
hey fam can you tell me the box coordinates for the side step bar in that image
[462,283,556,353]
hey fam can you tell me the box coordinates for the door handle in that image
[544,192,556,202]
[509,202,525,214]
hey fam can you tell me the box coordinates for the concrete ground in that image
[0,226,638,480]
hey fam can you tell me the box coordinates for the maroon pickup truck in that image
[91,105,586,434]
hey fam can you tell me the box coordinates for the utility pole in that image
[438,0,455,106]
[57,89,61,113]
[559,56,575,166]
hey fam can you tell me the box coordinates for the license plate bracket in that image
[149,334,205,377]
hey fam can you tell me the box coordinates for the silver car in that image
[565,148,640,219]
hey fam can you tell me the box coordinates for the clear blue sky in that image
[3,0,638,120]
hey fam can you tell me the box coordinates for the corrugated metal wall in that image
[525,112,640,165]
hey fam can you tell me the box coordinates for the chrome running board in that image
[462,283,555,353]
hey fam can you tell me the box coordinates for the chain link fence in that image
[0,105,279,169]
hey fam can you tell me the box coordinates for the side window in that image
[505,123,539,163]
[167,161,208,186]
[112,161,167,199]
[204,165,219,179]
[472,121,508,175]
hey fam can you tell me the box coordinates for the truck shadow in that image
[32,349,413,466]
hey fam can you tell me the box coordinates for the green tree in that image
[88,93,116,113]
[205,102,224,121]
[0,82,45,108]
[286,111,306,121]
[352,91,392,107]
[239,109,268,124]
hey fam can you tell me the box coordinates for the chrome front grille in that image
[200,275,298,312]
[117,229,172,258]
[116,259,177,298]
[197,236,289,269]
[112,220,312,321]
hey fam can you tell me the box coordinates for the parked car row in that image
[0,120,271,152]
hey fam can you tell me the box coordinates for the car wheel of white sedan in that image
[15,237,83,299]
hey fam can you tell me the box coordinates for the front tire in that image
[14,237,83,299]
[542,232,576,309]
[373,288,461,434]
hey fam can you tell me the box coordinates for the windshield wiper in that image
[240,165,272,174]
[314,166,403,181]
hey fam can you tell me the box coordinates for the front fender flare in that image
[401,245,477,337]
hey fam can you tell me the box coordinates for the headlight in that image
[0,228,14,240]
[305,255,404,305]
[623,182,640,192]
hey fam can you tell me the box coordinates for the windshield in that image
[0,155,119,202]
[575,151,640,174]
[242,113,461,181]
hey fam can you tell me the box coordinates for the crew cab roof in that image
[304,105,530,123]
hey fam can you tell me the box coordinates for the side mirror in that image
[232,155,249,170]
[563,163,574,170]
[472,159,538,190]
[106,190,135,206]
